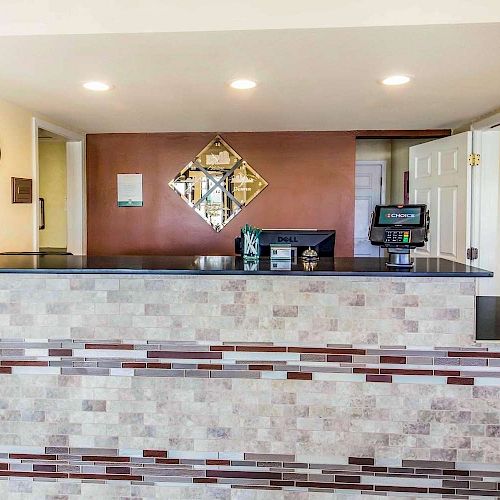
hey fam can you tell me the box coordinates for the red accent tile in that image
[236,346,286,352]
[1,361,48,366]
[146,362,172,369]
[0,367,12,374]
[353,368,379,374]
[194,478,217,483]
[122,362,146,368]
[0,463,8,471]
[155,458,180,464]
[289,347,366,355]
[148,351,221,359]
[326,355,352,362]
[435,370,461,376]
[231,486,281,491]
[366,375,392,383]
[447,377,474,385]
[206,459,230,465]
[10,454,56,460]
[380,368,433,376]
[143,450,167,458]
[448,351,500,358]
[207,470,281,479]
[48,349,73,356]
[198,364,222,370]
[210,346,235,351]
[287,372,312,380]
[375,485,428,493]
[380,356,406,364]
[85,343,135,350]
[82,456,130,462]
[349,457,374,466]
[69,473,142,481]
[248,364,274,371]
[296,481,373,491]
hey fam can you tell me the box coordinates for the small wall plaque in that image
[117,174,143,207]
[11,177,32,204]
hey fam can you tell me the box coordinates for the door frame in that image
[32,117,86,255]
[354,160,387,257]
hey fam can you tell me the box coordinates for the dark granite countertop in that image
[0,255,492,277]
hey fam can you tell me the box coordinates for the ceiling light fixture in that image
[230,79,257,90]
[381,75,411,86]
[83,81,112,91]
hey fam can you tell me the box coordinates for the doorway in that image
[37,128,68,252]
[354,161,386,256]
[32,118,86,255]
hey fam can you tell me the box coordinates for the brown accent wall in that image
[86,132,355,256]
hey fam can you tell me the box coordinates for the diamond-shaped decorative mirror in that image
[169,136,268,231]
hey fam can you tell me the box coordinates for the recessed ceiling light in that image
[83,81,112,91]
[381,75,411,86]
[230,79,257,90]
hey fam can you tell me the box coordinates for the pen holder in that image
[242,224,261,262]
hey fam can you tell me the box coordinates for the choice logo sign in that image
[386,213,417,218]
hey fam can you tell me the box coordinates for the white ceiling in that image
[0,23,499,133]
[2,0,500,35]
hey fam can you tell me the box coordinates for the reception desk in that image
[0,256,497,498]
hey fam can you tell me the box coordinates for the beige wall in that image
[0,98,33,252]
[38,141,67,248]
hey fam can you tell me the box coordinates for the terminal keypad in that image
[384,229,411,244]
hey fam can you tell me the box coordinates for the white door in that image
[409,132,472,263]
[355,162,383,256]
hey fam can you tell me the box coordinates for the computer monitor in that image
[235,229,335,258]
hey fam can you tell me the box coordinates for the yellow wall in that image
[0,98,34,252]
[390,139,430,204]
[38,141,67,248]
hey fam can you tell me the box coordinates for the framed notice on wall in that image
[117,174,143,207]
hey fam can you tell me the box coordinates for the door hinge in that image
[468,153,480,167]
[467,247,479,260]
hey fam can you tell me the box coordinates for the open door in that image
[409,132,472,263]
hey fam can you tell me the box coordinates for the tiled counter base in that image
[0,274,498,498]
